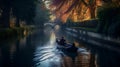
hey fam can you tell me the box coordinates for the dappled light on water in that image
[49,31,56,45]
[33,46,62,67]
[33,31,62,67]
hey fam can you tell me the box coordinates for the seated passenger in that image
[59,37,66,46]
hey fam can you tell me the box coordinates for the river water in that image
[0,27,120,67]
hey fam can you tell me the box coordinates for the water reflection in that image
[0,30,43,67]
[34,45,62,67]
[34,30,62,67]
[0,28,120,67]
[34,31,91,67]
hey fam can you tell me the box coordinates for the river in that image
[0,27,120,67]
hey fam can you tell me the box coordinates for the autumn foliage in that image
[49,0,120,22]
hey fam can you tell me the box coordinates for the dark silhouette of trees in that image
[34,1,50,28]
[12,0,37,27]
[0,0,13,27]
[97,4,120,37]
[0,0,37,27]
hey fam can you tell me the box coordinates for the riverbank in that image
[0,28,24,40]
[0,26,36,41]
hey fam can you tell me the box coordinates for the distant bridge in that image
[44,23,56,27]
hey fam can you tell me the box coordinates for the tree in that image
[97,3,120,36]
[12,0,37,27]
[0,0,37,27]
[48,0,98,22]
[34,1,50,28]
[0,0,13,28]
[48,0,120,22]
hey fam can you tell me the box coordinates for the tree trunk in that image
[90,6,96,18]
[1,7,10,28]
[89,0,96,19]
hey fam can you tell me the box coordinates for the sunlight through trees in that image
[45,0,120,22]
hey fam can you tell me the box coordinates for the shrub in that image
[97,5,120,37]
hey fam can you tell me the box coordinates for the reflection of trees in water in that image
[96,49,120,67]
[62,52,91,67]
[89,53,96,67]
[0,38,21,67]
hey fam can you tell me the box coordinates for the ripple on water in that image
[33,31,91,67]
[33,44,63,67]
